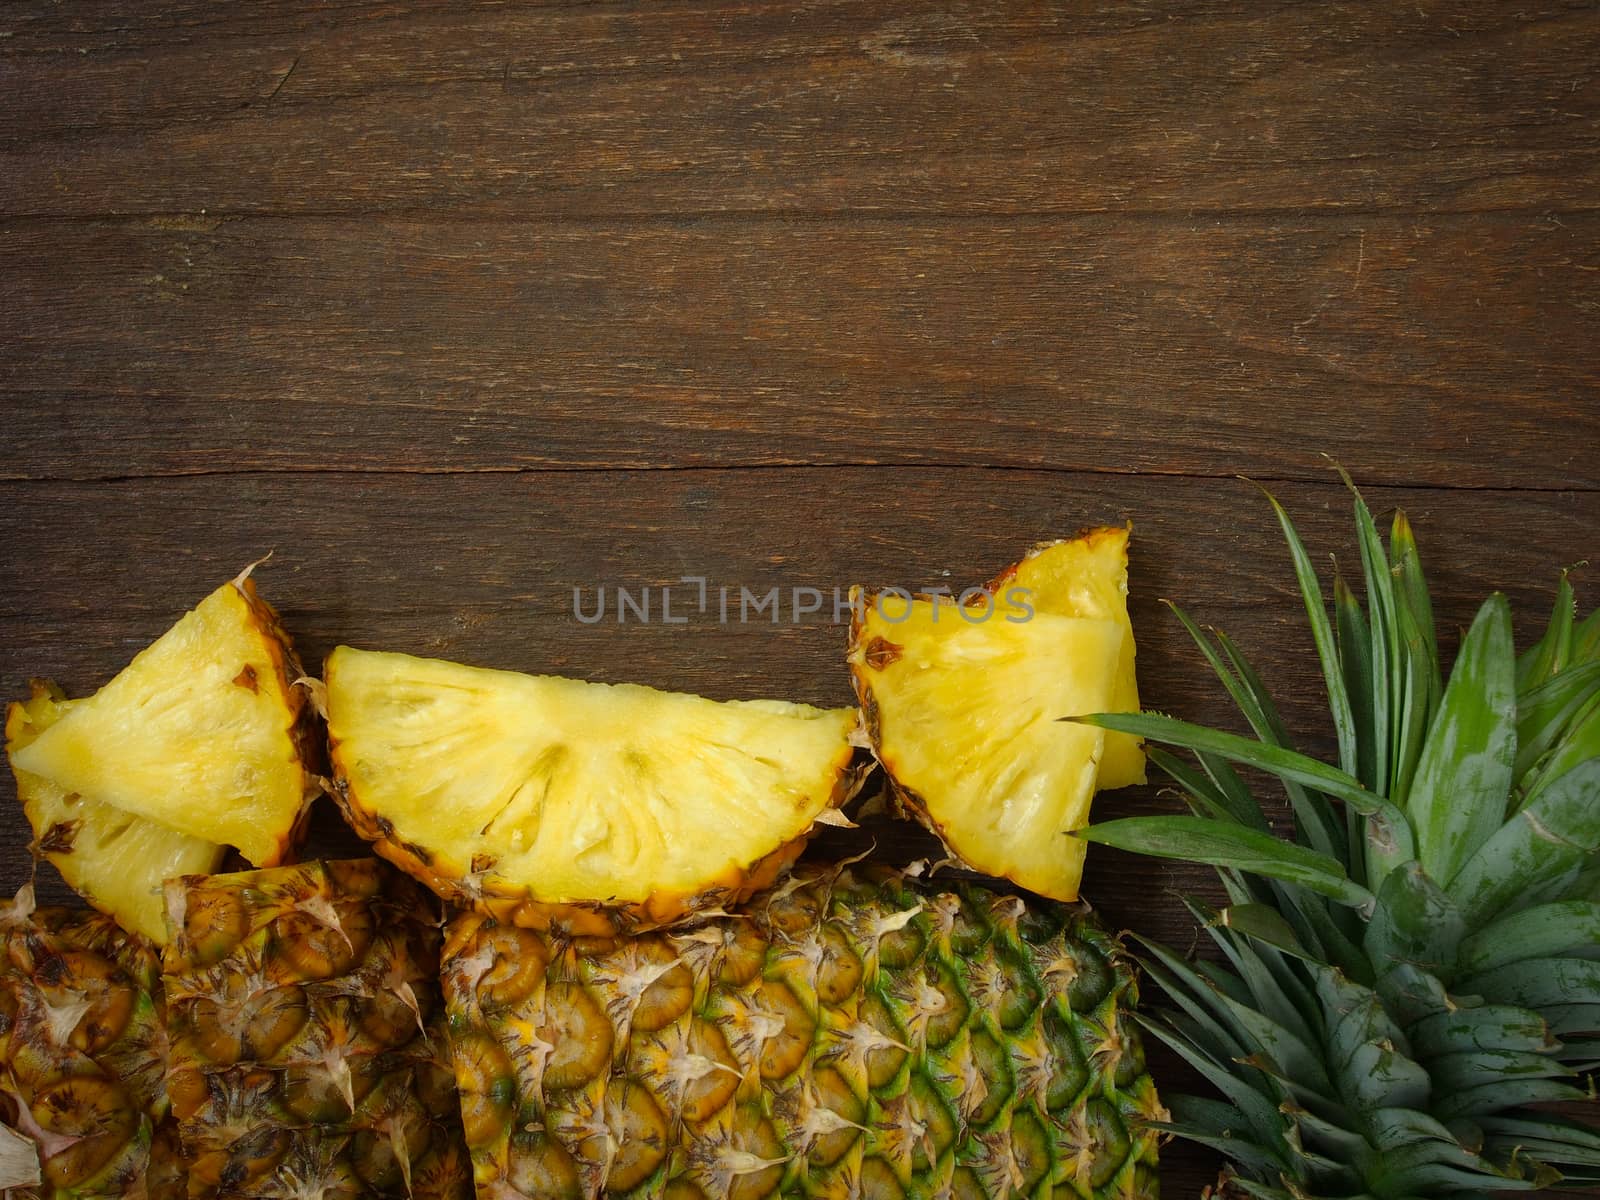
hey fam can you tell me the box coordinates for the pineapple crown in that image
[1077,476,1600,1198]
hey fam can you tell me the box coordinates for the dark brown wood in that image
[3,1,1598,1192]
[3,212,1597,488]
[2,2,1597,218]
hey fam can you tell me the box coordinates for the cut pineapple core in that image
[6,683,225,944]
[992,527,1145,789]
[324,647,861,930]
[8,576,312,875]
[850,596,1123,901]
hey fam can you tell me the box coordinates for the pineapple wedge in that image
[991,527,1145,788]
[325,647,862,933]
[7,574,314,932]
[850,599,1125,900]
[6,682,224,943]
[849,527,1143,900]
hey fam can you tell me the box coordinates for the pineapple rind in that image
[8,578,312,869]
[441,863,1162,1200]
[6,683,225,945]
[160,858,471,1200]
[325,647,863,933]
[851,602,1123,902]
[0,888,168,1200]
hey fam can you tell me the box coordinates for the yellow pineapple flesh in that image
[8,575,314,877]
[6,683,224,944]
[991,528,1145,789]
[324,647,861,932]
[851,602,1123,901]
[848,528,1143,901]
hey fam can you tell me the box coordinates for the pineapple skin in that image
[442,863,1162,1200]
[0,888,169,1199]
[160,859,471,1200]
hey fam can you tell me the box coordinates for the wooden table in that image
[2,4,1597,1194]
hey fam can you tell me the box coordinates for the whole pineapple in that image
[161,858,471,1199]
[1080,481,1600,1195]
[442,862,1162,1200]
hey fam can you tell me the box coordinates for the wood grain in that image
[3,212,1597,487]
[2,2,1597,218]
[4,1,1598,1191]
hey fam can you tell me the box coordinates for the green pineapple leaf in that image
[1517,570,1577,690]
[1457,900,1600,973]
[1076,816,1374,910]
[1314,966,1432,1111]
[1427,1048,1573,1093]
[1345,476,1400,800]
[1407,1004,1558,1058]
[1519,689,1600,813]
[1457,957,1600,1011]
[1408,594,1517,886]
[1265,488,1360,782]
[1448,757,1600,925]
[1434,1077,1590,1122]
[1335,573,1378,796]
[1363,861,1465,980]
[1072,712,1383,815]
[1514,660,1600,788]
[1151,746,1259,827]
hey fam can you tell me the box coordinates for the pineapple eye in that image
[505,1132,582,1199]
[177,886,250,967]
[753,978,815,1081]
[452,1031,517,1149]
[539,981,613,1091]
[600,1082,668,1191]
[268,905,375,982]
[472,926,550,1009]
[806,1066,865,1166]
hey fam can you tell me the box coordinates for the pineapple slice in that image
[8,574,314,876]
[991,526,1145,788]
[6,682,224,944]
[850,595,1125,901]
[325,647,861,932]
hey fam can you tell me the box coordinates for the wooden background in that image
[2,2,1598,1194]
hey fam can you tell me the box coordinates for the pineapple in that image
[6,573,317,941]
[848,529,1143,903]
[1080,483,1600,1195]
[0,884,169,1199]
[6,683,224,945]
[161,858,470,1199]
[324,647,862,934]
[988,530,1145,791]
[442,862,1162,1200]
